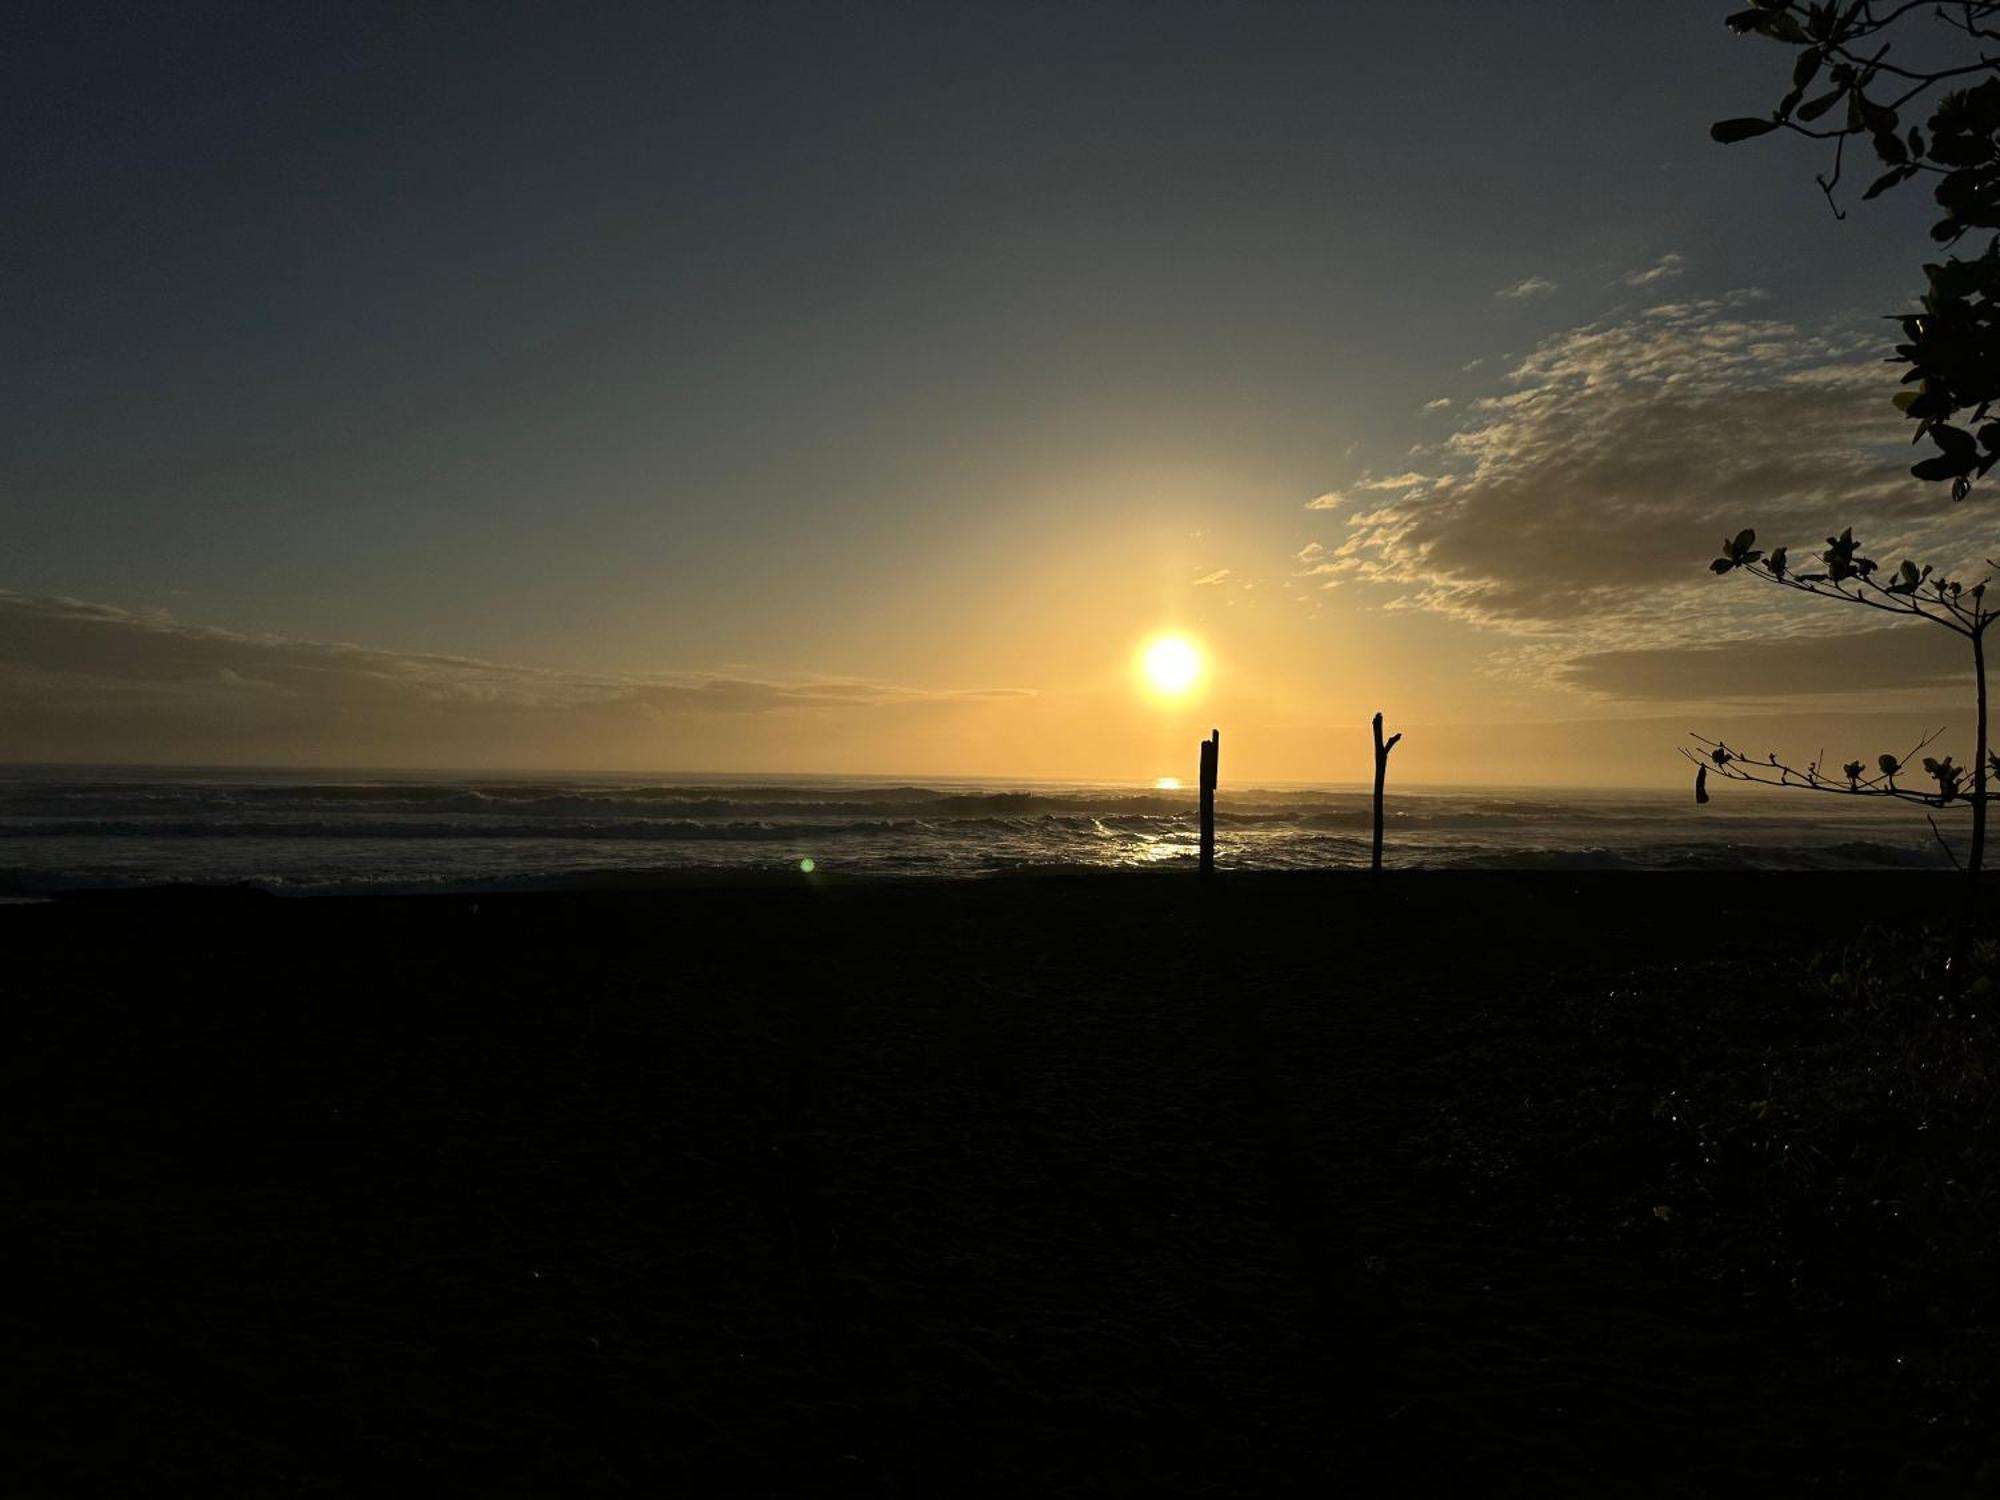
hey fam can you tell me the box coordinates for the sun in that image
[1140,634,1203,697]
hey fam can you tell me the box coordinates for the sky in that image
[6,1,1991,783]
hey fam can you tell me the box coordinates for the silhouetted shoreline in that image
[10,873,1994,1494]
[18,860,1975,903]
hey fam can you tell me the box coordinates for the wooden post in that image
[1199,728,1219,875]
[1371,712,1401,875]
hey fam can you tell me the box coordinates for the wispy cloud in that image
[1422,397,1454,412]
[1304,491,1345,510]
[1191,568,1231,586]
[1620,252,1686,287]
[1496,275,1559,300]
[0,592,1031,763]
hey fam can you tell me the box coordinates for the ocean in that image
[0,764,1959,895]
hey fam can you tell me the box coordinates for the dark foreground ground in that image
[7,872,2000,1496]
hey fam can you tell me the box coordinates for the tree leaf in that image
[1712,116,1783,143]
[1914,453,1974,481]
[1934,422,1977,457]
[1863,165,1913,200]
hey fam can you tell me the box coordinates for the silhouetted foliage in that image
[1695,526,1997,874]
[1715,1,2000,497]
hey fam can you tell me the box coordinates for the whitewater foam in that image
[0,765,1954,893]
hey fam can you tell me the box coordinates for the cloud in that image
[1561,624,1962,701]
[1422,397,1454,412]
[1621,252,1687,287]
[1294,542,1325,563]
[1304,297,1997,700]
[1191,568,1231,586]
[1304,491,1345,510]
[1496,276,1559,300]
[0,592,1031,764]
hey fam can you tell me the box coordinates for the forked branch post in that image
[1372,712,1402,875]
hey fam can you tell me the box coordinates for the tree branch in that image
[1683,728,1963,808]
[1817,129,1848,220]
[1741,563,1974,634]
[1930,813,1965,868]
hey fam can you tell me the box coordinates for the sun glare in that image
[1140,634,1203,698]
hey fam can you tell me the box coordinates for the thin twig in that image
[1929,814,1965,869]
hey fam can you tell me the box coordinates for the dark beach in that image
[9,872,1998,1495]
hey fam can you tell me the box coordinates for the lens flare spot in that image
[799,857,816,873]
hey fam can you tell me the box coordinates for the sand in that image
[7,871,1996,1495]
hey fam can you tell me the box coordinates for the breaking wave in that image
[0,768,1953,892]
